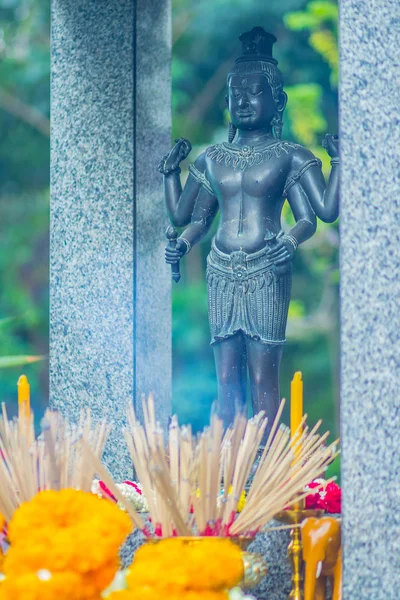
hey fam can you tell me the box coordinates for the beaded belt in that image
[208,239,277,282]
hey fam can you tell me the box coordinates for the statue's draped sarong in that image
[206,238,292,345]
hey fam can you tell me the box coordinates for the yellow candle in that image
[290,371,303,456]
[18,374,30,425]
[291,371,304,510]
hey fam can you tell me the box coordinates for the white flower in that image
[91,479,149,512]
[37,569,52,581]
[116,482,149,512]
[101,570,128,597]
[229,587,257,600]
[91,479,102,496]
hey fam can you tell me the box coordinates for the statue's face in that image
[228,73,275,131]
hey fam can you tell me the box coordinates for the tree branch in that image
[0,87,50,137]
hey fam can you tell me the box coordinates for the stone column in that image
[50,0,171,479]
[340,1,400,597]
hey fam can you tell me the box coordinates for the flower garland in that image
[0,489,132,600]
[92,479,246,521]
[304,479,341,513]
[0,571,83,600]
[104,583,256,600]
[93,480,246,523]
[0,514,5,573]
[92,480,149,513]
[107,591,228,600]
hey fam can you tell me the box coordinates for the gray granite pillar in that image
[340,1,400,597]
[50,0,171,479]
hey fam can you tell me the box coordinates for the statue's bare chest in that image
[205,141,298,200]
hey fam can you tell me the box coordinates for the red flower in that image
[324,482,341,514]
[305,493,326,510]
[304,481,326,510]
[98,480,117,502]
[123,481,142,495]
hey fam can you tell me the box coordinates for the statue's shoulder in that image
[193,151,208,172]
[288,144,320,170]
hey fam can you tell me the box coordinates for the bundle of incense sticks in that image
[125,396,339,538]
[0,405,110,522]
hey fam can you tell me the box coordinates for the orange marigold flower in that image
[0,571,83,600]
[4,489,132,599]
[126,538,243,592]
[106,593,134,600]
[107,590,228,600]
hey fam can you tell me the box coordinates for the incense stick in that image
[0,408,112,522]
[125,397,337,538]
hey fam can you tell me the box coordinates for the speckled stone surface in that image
[248,522,291,600]
[340,1,400,598]
[50,0,172,479]
[120,529,146,568]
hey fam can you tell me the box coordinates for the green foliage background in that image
[0,0,50,419]
[0,0,339,475]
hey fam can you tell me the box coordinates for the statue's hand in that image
[266,235,297,265]
[165,238,188,264]
[158,138,192,175]
[322,133,339,159]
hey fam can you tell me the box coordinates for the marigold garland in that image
[0,512,5,570]
[92,480,149,513]
[0,571,83,600]
[107,590,228,600]
[126,538,243,593]
[0,513,4,573]
[3,489,132,600]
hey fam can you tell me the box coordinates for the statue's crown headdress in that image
[235,27,278,66]
[228,26,281,81]
[227,27,285,141]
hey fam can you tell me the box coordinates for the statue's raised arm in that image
[159,137,205,228]
[159,145,219,265]
[285,134,339,224]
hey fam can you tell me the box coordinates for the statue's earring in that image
[228,122,237,143]
[271,113,283,139]
[272,91,287,139]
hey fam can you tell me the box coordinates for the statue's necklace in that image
[206,139,299,171]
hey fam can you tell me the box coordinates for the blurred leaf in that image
[0,354,45,368]
[309,30,338,86]
[288,300,306,319]
[0,316,19,328]
[308,1,338,21]
[284,12,319,30]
